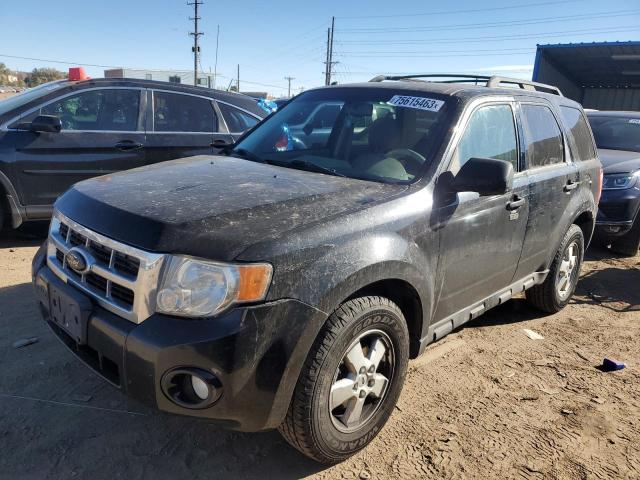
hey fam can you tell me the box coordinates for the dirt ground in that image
[1,224,638,480]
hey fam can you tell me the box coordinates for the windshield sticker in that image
[387,95,444,112]
[629,119,640,124]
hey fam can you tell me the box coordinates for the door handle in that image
[507,195,525,210]
[563,179,580,192]
[115,141,144,151]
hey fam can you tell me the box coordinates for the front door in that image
[144,90,233,165]
[433,102,530,322]
[12,87,146,209]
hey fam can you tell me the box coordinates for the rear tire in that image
[278,296,409,464]
[610,217,640,257]
[526,224,584,313]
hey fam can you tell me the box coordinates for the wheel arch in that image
[0,170,24,228]
[573,209,595,247]
[345,278,424,359]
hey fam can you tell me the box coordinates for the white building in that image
[104,68,218,89]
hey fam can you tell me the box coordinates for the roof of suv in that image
[313,74,579,107]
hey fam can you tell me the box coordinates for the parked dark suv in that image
[587,110,640,256]
[32,74,601,463]
[0,78,265,230]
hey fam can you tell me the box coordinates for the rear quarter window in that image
[560,106,595,161]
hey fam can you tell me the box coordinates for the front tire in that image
[526,224,584,313]
[279,296,409,464]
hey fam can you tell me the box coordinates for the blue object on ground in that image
[602,358,626,371]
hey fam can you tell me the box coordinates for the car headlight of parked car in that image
[602,170,640,190]
[156,257,272,317]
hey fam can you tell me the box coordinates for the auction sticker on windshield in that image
[388,95,444,112]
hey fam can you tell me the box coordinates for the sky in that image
[1,0,639,97]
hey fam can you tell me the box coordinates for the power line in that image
[0,53,289,91]
[0,54,122,69]
[337,9,640,33]
[337,0,588,19]
[339,47,542,55]
[338,51,536,58]
[335,25,640,46]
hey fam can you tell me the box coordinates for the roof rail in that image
[486,76,563,96]
[369,73,563,96]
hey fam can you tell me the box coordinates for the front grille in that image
[46,212,165,323]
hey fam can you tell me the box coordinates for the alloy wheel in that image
[329,329,395,433]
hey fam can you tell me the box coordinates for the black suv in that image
[32,74,601,463]
[587,111,640,256]
[0,78,265,231]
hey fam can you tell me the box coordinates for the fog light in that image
[191,375,209,400]
[604,226,621,233]
[160,367,223,409]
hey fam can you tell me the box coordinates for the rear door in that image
[433,99,530,322]
[513,100,579,279]
[144,89,233,164]
[12,87,146,208]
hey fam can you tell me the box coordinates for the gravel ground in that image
[1,224,638,480]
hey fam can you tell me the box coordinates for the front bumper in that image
[32,247,324,431]
[595,187,640,237]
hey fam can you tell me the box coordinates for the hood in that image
[55,155,405,260]
[598,148,640,175]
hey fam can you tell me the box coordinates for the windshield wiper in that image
[230,148,266,164]
[266,159,347,178]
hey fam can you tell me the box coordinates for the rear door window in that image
[217,102,259,132]
[560,106,595,161]
[521,104,564,168]
[450,104,518,174]
[153,91,217,132]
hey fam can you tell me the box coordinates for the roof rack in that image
[369,73,563,96]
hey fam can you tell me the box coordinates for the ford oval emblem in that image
[65,247,90,274]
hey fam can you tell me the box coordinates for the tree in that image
[0,63,11,84]
[25,67,67,87]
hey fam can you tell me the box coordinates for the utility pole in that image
[324,17,337,85]
[237,64,240,92]
[213,24,220,89]
[284,76,295,97]
[188,0,204,86]
[324,27,331,85]
[328,16,335,84]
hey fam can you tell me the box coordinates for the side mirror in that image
[29,115,62,133]
[211,138,234,149]
[451,157,514,196]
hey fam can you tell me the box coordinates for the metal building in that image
[532,41,640,111]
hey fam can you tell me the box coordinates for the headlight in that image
[602,171,639,190]
[156,257,272,317]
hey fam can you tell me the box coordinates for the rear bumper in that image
[32,246,324,431]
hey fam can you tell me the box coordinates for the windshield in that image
[0,81,66,117]
[588,115,640,153]
[232,88,450,183]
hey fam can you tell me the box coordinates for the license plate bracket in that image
[48,282,92,345]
